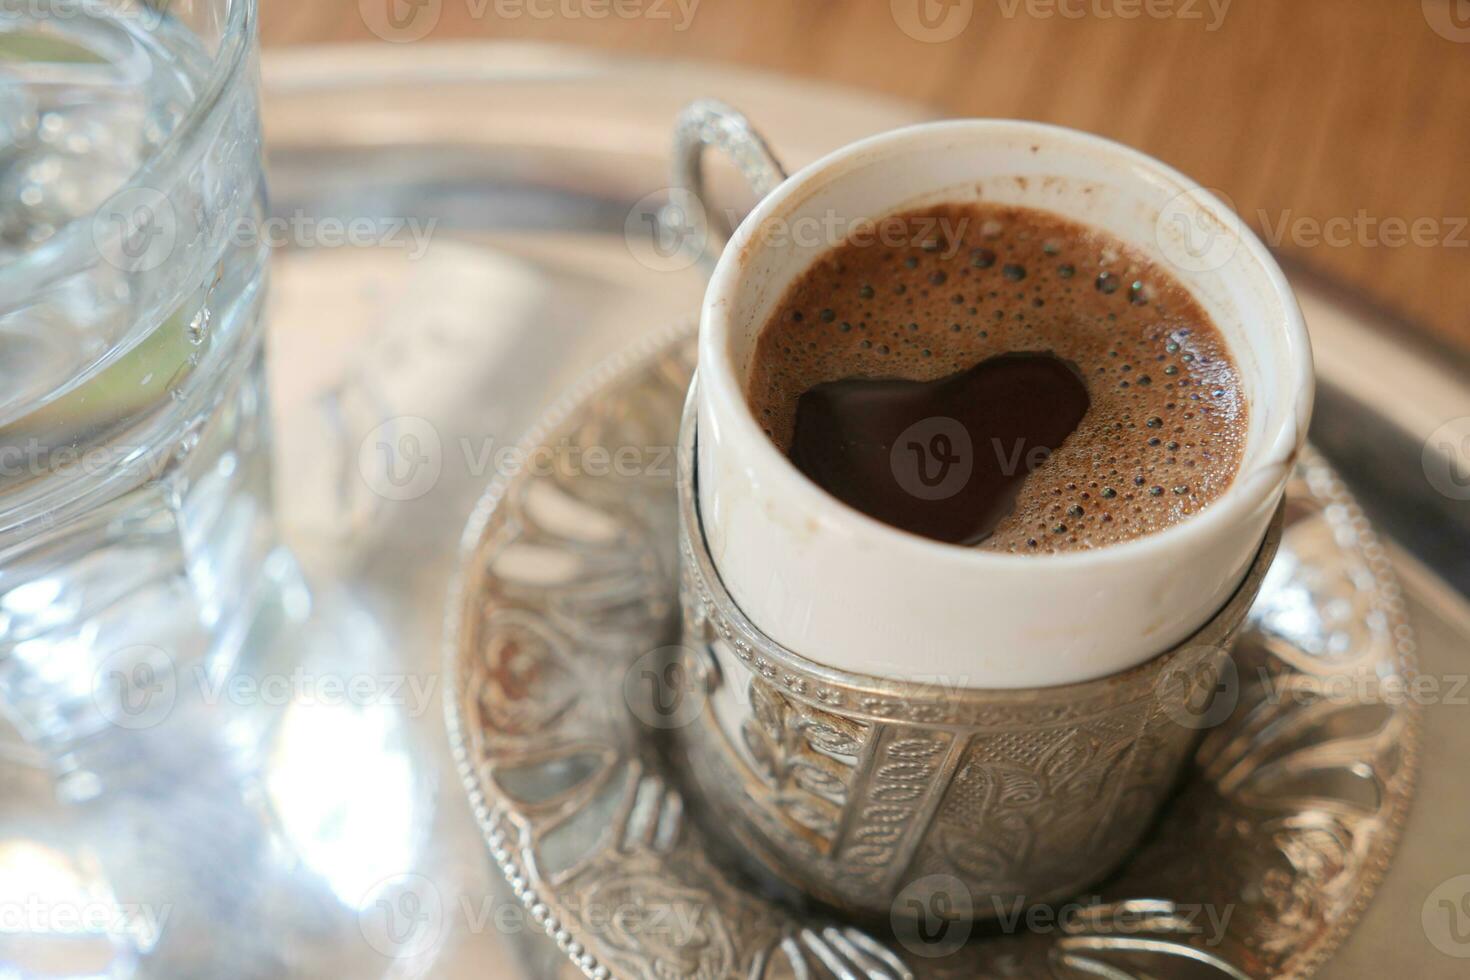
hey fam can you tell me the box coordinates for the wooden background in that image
[261,0,1470,355]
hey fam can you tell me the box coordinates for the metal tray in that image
[1,42,1467,979]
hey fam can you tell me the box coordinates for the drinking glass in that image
[0,0,285,755]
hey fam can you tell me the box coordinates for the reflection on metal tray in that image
[0,42,1465,979]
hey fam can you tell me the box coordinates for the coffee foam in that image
[747,202,1248,553]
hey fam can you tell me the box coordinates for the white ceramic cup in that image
[693,117,1313,688]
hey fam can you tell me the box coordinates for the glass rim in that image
[0,0,257,300]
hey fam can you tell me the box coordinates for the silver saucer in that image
[446,329,1421,979]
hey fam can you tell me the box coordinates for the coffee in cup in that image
[747,202,1247,552]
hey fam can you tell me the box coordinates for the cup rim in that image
[699,117,1314,571]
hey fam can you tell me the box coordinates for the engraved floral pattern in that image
[680,505,1245,918]
[737,675,869,848]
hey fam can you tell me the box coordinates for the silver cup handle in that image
[668,100,789,268]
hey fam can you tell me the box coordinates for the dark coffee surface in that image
[791,353,1090,545]
[748,201,1248,553]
